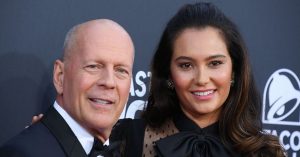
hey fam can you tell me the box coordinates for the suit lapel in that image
[42,106,88,157]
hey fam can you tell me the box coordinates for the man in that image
[0,19,134,156]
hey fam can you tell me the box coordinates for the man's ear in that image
[53,60,64,94]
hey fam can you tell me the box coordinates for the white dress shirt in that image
[54,101,94,154]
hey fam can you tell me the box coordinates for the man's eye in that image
[116,68,128,74]
[115,67,130,79]
[87,65,97,68]
[84,64,100,71]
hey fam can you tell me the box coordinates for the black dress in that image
[110,111,241,157]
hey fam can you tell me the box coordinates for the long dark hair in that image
[143,2,285,156]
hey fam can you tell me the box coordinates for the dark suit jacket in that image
[0,106,88,157]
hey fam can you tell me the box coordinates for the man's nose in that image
[97,68,116,89]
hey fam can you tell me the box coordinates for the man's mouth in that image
[89,98,113,105]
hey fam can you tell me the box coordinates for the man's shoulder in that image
[2,122,52,145]
[0,122,64,156]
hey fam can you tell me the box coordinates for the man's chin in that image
[93,117,115,129]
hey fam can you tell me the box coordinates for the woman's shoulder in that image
[113,118,146,131]
[110,118,147,157]
[120,118,146,125]
[109,118,146,143]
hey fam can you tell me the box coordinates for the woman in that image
[110,2,286,157]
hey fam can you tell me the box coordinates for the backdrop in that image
[0,1,299,156]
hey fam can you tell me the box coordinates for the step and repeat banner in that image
[0,1,299,156]
[262,68,300,156]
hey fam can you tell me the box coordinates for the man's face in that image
[54,22,134,139]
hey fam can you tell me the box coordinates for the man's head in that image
[53,19,134,141]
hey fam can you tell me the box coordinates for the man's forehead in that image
[64,19,134,64]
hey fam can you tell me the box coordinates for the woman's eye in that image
[179,63,192,69]
[209,60,223,67]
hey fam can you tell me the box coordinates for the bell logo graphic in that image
[262,68,300,126]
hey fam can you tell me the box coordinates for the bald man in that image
[0,19,134,157]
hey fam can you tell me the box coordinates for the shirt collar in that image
[173,109,219,137]
[53,101,94,154]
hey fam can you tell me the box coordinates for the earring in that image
[231,73,235,87]
[230,79,235,86]
[167,79,174,89]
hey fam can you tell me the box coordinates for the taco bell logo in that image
[262,68,300,126]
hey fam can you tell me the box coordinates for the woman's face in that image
[170,26,233,127]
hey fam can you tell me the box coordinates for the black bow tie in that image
[89,138,107,157]
[89,138,122,157]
